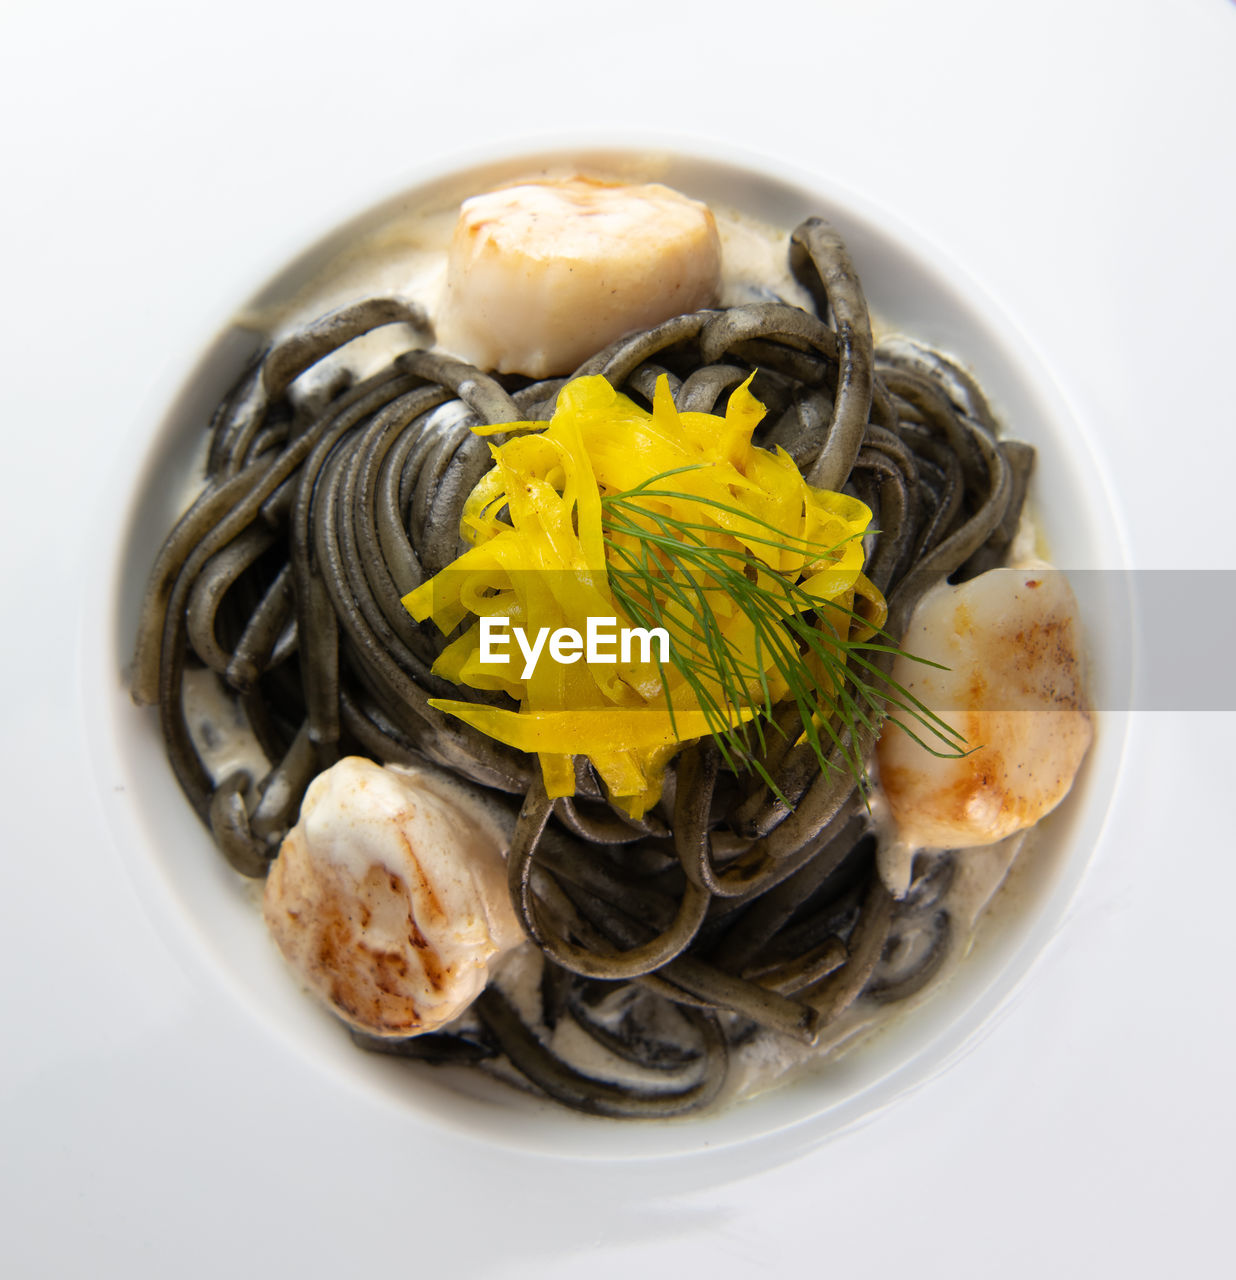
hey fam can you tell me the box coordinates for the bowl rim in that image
[80,137,1133,1163]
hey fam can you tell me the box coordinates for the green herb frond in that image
[599,469,968,799]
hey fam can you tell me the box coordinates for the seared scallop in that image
[435,176,722,377]
[263,757,521,1036]
[876,566,1092,850]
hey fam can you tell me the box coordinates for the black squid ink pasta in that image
[131,209,1041,1119]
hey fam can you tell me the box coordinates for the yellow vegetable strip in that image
[403,372,880,814]
[427,700,758,756]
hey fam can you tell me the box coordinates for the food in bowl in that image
[130,167,1091,1118]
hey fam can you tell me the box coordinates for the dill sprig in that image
[599,467,967,804]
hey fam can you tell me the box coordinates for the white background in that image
[2,1,1233,1275]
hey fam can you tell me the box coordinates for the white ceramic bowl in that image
[84,143,1130,1162]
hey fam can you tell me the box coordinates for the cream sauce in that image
[181,666,270,787]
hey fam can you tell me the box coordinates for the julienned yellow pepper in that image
[424,702,759,802]
[403,373,882,817]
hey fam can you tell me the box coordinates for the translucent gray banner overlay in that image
[1074,569,1236,712]
[403,569,1236,713]
[898,569,1236,713]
